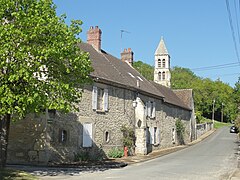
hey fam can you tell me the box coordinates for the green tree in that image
[0,0,92,168]
[171,67,237,122]
[133,61,154,81]
[234,77,240,112]
[171,66,199,89]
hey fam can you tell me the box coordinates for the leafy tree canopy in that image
[0,0,93,118]
[234,77,240,110]
[132,61,238,122]
[133,61,154,81]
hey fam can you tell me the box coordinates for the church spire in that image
[154,37,171,87]
[155,37,168,55]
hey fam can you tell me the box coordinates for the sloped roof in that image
[78,42,164,99]
[78,42,190,110]
[151,82,192,110]
[173,89,194,109]
[155,37,168,55]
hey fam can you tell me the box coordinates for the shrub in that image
[108,147,124,158]
[120,125,135,148]
[175,119,185,145]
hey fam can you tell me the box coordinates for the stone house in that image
[7,26,195,165]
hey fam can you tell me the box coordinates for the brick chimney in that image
[87,26,102,51]
[121,48,134,66]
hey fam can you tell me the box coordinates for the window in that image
[105,131,110,143]
[146,101,156,118]
[172,128,176,143]
[97,88,104,110]
[158,59,161,68]
[162,71,166,80]
[92,86,108,111]
[158,72,162,81]
[59,129,67,143]
[162,59,166,68]
[149,127,160,145]
[83,123,93,147]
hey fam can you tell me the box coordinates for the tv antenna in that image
[120,30,131,52]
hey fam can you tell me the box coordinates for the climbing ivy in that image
[175,119,185,145]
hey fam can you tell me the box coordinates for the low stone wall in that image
[196,122,213,139]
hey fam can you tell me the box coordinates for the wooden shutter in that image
[83,123,93,147]
[151,102,156,118]
[147,101,151,117]
[156,128,160,145]
[92,86,97,110]
[149,127,154,144]
[144,104,148,117]
[103,89,108,111]
[146,127,150,144]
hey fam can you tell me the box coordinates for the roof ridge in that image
[173,89,193,91]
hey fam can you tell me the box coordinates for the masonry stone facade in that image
[7,26,195,165]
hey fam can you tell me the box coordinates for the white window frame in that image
[146,101,156,119]
[149,127,160,145]
[92,86,108,112]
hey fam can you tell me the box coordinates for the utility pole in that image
[212,99,215,124]
[221,103,224,122]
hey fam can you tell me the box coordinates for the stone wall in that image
[196,122,213,138]
[7,83,135,164]
[135,94,191,154]
[7,82,192,165]
[47,83,136,163]
[7,114,49,165]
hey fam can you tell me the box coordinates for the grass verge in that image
[0,168,38,180]
[214,121,231,129]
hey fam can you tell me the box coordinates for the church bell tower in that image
[154,37,171,87]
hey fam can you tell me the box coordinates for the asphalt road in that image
[40,127,239,180]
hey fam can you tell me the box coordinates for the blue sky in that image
[53,0,240,87]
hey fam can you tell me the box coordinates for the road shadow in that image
[7,161,127,177]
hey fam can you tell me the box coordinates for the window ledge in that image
[96,110,106,113]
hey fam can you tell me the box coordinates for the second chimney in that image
[87,26,102,51]
[121,48,134,66]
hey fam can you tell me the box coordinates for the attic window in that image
[137,76,143,81]
[128,72,135,78]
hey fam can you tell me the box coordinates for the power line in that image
[210,72,240,77]
[234,0,240,47]
[190,62,240,71]
[225,0,240,63]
